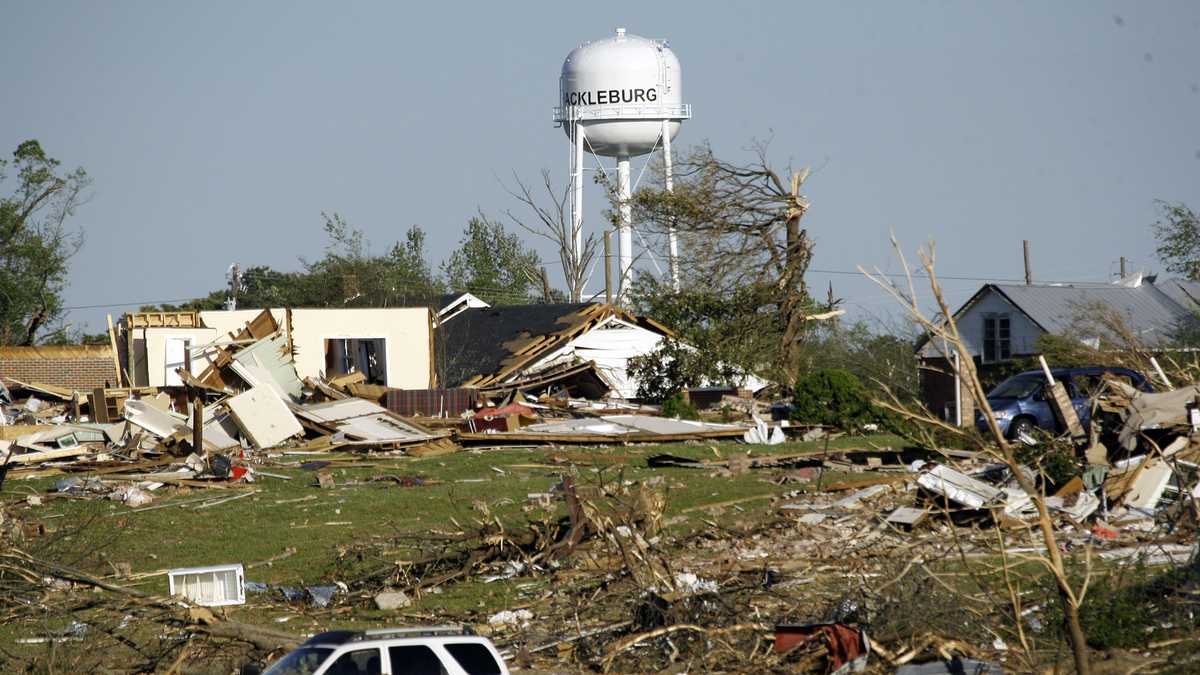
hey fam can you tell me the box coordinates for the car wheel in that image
[1008,417,1036,442]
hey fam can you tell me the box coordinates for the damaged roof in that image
[436,302,672,388]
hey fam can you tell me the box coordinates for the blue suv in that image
[975,366,1152,439]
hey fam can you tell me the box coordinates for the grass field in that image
[1,434,903,636]
[5,431,1198,672]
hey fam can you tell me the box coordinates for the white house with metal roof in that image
[918,277,1200,425]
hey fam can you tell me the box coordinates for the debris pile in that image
[0,310,456,492]
[5,316,1199,671]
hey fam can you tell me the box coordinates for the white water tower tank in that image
[555,27,690,157]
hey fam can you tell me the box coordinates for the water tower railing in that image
[552,103,692,123]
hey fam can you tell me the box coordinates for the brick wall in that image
[0,346,119,391]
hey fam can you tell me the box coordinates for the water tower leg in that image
[662,119,679,293]
[572,122,585,277]
[617,155,633,302]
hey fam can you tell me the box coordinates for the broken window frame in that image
[323,337,389,386]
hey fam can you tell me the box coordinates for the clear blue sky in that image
[3,1,1198,333]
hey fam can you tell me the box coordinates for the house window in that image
[982,315,1011,362]
[324,338,388,385]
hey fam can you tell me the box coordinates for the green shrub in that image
[791,369,877,430]
[661,391,699,420]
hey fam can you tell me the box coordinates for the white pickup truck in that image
[258,626,509,675]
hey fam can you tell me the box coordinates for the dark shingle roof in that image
[436,303,595,386]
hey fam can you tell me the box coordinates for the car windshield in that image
[989,376,1042,399]
[262,647,334,675]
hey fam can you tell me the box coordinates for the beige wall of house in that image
[129,308,434,389]
[200,308,433,388]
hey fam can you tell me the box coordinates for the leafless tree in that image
[504,170,599,302]
[861,236,1093,675]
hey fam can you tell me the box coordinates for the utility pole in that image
[603,230,613,305]
[226,263,241,311]
[1023,240,1032,285]
[540,266,552,303]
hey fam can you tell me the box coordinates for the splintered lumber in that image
[406,438,463,457]
[327,371,366,389]
[5,379,75,401]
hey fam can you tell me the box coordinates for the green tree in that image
[299,213,441,307]
[623,141,819,384]
[629,275,778,391]
[441,214,542,305]
[1152,201,1200,280]
[140,215,443,313]
[0,140,90,345]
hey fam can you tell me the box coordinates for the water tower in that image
[553,27,691,300]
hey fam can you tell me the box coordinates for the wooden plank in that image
[0,424,53,441]
[91,387,111,424]
[328,371,365,388]
[126,317,137,387]
[1038,356,1085,441]
[5,379,74,400]
[4,446,92,465]
[1047,381,1085,440]
[126,311,199,328]
[106,314,124,387]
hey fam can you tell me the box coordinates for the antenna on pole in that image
[226,263,241,310]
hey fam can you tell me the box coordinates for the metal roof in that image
[1147,279,1200,314]
[990,283,1194,347]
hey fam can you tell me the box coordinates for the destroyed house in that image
[435,302,673,400]
[919,278,1200,424]
[120,307,436,389]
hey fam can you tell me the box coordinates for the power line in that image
[807,267,1110,286]
[63,298,215,311]
[61,263,1121,314]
